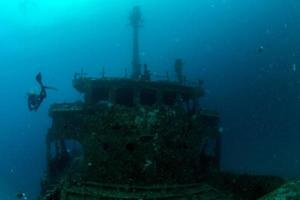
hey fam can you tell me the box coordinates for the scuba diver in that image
[27,73,57,111]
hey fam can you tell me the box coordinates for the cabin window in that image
[125,142,137,152]
[102,143,111,152]
[50,139,84,160]
[91,87,109,103]
[182,99,195,113]
[49,142,57,160]
[64,139,84,159]
[140,89,157,106]
[181,93,190,102]
[116,88,134,106]
[48,139,84,176]
[163,91,177,106]
[203,139,217,157]
[179,93,191,111]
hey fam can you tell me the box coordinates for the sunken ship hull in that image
[40,78,284,200]
[42,77,223,199]
[51,77,220,183]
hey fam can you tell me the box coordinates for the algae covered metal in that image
[258,181,300,200]
[41,70,222,199]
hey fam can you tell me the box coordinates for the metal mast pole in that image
[130,6,142,80]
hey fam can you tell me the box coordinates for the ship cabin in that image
[72,75,205,113]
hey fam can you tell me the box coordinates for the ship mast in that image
[130,6,142,80]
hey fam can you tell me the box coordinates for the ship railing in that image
[73,71,203,88]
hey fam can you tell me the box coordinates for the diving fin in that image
[36,72,43,85]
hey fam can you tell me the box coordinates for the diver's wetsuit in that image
[28,73,48,111]
[28,87,47,111]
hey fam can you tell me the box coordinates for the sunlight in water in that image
[0,0,102,26]
[25,0,98,24]
[0,0,139,27]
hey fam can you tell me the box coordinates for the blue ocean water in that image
[0,0,299,199]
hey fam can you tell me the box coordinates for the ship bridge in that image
[72,76,204,108]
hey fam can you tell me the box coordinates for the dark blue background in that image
[0,0,299,199]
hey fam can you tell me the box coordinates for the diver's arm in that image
[44,86,58,91]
